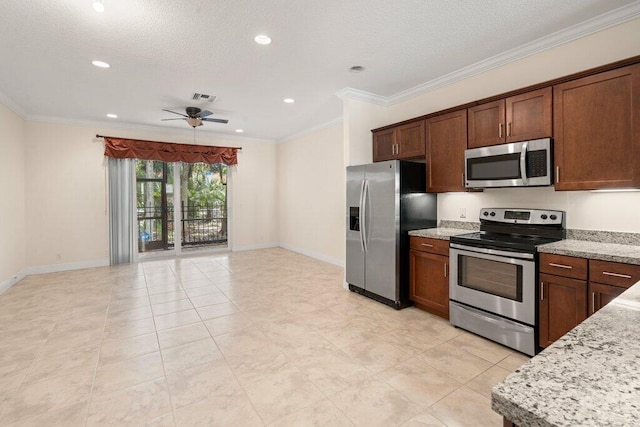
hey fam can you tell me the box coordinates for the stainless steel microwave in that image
[464,138,552,188]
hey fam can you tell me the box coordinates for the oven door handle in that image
[520,140,529,185]
[449,243,534,260]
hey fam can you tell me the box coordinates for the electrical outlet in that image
[459,208,466,219]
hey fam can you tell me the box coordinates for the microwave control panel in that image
[527,150,548,178]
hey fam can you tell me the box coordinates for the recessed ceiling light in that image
[106,113,117,118]
[92,0,104,13]
[283,98,295,104]
[349,65,365,73]
[254,35,272,45]
[235,129,244,133]
[92,60,110,68]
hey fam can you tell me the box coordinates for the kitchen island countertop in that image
[492,279,640,426]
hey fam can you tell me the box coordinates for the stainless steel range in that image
[449,208,565,356]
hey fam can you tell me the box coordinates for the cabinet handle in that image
[444,263,448,278]
[540,282,544,300]
[507,122,511,137]
[421,243,434,248]
[592,292,596,314]
[556,166,560,184]
[461,172,465,187]
[395,144,398,155]
[498,123,503,138]
[602,271,632,279]
[392,144,396,155]
[549,262,572,270]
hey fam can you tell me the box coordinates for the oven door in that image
[449,244,535,325]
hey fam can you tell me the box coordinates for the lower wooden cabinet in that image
[587,282,626,316]
[409,248,449,319]
[538,272,587,348]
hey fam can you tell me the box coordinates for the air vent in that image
[192,93,215,103]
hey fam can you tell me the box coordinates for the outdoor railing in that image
[137,202,227,249]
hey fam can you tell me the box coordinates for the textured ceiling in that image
[0,0,637,141]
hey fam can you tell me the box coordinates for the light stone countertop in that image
[492,279,640,426]
[408,228,473,240]
[538,239,640,266]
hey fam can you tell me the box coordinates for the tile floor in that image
[0,248,529,426]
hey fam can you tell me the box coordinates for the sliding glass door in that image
[135,160,227,255]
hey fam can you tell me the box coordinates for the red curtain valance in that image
[103,136,239,166]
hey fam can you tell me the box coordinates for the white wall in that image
[0,104,26,289]
[22,121,278,270]
[277,124,345,265]
[344,17,640,234]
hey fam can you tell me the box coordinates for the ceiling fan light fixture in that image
[186,117,202,127]
[254,35,272,45]
[92,0,104,13]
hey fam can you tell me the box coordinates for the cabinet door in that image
[505,87,552,143]
[588,282,626,316]
[396,120,426,159]
[410,250,449,319]
[426,109,467,193]
[467,100,505,148]
[539,273,587,348]
[554,64,640,190]
[372,128,396,162]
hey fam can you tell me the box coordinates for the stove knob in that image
[483,211,489,217]
[489,211,496,217]
[550,214,557,220]
[541,214,548,220]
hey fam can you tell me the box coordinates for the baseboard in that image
[278,243,345,267]
[24,258,110,276]
[0,269,29,295]
[231,242,279,252]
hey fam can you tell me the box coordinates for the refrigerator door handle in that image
[361,179,369,252]
[359,179,366,252]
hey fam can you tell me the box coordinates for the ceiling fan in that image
[161,107,229,128]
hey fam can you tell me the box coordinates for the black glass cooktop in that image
[450,231,562,253]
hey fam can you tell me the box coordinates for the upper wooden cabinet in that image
[554,64,640,190]
[426,109,467,192]
[468,87,552,148]
[372,120,425,162]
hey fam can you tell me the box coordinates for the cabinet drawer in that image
[410,237,449,256]
[539,253,588,280]
[589,260,640,288]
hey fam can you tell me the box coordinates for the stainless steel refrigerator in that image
[346,160,437,309]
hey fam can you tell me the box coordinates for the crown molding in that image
[27,114,277,144]
[338,1,640,107]
[335,87,388,105]
[0,89,27,118]
[388,1,640,105]
[278,116,343,143]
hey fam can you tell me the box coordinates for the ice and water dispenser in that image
[349,207,360,231]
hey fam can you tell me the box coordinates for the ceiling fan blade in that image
[162,109,188,117]
[161,118,186,121]
[202,117,229,124]
[198,110,214,118]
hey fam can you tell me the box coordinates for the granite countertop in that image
[492,280,640,426]
[538,239,640,266]
[408,228,472,240]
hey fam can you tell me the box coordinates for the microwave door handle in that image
[520,141,529,185]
